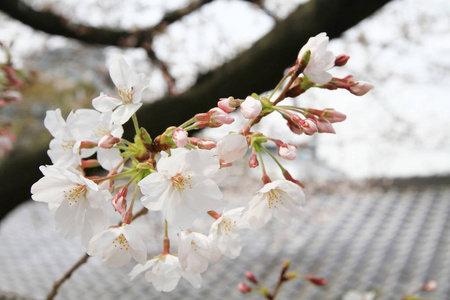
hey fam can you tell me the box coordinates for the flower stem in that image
[162,220,170,255]
[273,65,304,106]
[132,114,140,135]
[267,72,290,101]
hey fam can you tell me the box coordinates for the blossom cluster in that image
[31,33,372,293]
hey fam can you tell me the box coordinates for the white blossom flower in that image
[209,207,246,259]
[92,57,149,124]
[31,165,111,246]
[240,96,262,119]
[87,224,147,267]
[243,180,305,229]
[138,148,223,228]
[298,32,335,85]
[129,254,202,292]
[178,230,222,273]
[216,133,248,163]
[70,109,124,171]
[44,109,96,169]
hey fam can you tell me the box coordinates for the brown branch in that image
[145,47,177,95]
[0,0,214,47]
[46,253,89,300]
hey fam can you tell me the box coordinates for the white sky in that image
[0,0,449,180]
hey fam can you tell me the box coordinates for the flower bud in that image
[217,133,248,163]
[245,271,259,284]
[112,187,128,217]
[98,135,120,149]
[79,141,98,149]
[278,143,297,160]
[322,108,346,123]
[292,116,318,135]
[305,276,327,286]
[315,117,335,134]
[240,96,262,119]
[334,54,350,67]
[237,283,252,294]
[305,108,346,123]
[218,96,240,113]
[209,107,234,126]
[197,139,216,150]
[248,153,259,168]
[349,81,374,96]
[172,128,188,148]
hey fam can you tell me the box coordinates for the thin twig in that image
[46,254,89,300]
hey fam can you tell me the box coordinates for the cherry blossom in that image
[129,254,202,292]
[31,165,111,246]
[178,230,222,273]
[138,148,223,228]
[209,207,246,259]
[87,224,147,267]
[44,109,96,168]
[71,109,124,171]
[92,57,149,124]
[243,180,305,229]
[172,128,188,148]
[298,32,335,85]
[240,96,262,119]
[216,133,248,163]
[278,143,297,160]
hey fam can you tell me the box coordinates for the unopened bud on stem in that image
[238,283,252,294]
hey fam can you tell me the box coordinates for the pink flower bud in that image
[286,118,303,135]
[245,272,259,284]
[249,153,259,168]
[194,112,210,122]
[349,81,374,96]
[322,108,346,123]
[217,133,248,163]
[172,128,188,148]
[218,96,240,113]
[112,187,128,217]
[197,139,216,150]
[301,118,319,135]
[334,54,350,67]
[421,280,438,292]
[98,135,120,149]
[209,107,234,125]
[240,96,262,119]
[79,141,98,149]
[278,143,297,160]
[305,276,327,286]
[237,283,252,294]
[315,117,335,134]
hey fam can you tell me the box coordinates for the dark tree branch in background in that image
[0,0,392,220]
[0,0,214,47]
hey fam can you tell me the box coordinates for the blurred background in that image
[0,0,449,299]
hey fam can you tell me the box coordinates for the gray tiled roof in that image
[1,179,449,300]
